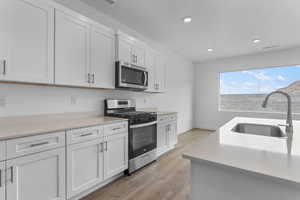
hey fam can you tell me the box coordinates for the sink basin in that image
[232,123,286,138]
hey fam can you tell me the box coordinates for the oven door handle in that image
[130,121,157,129]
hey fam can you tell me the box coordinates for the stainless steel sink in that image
[232,123,286,138]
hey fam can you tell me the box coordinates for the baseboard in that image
[69,173,124,200]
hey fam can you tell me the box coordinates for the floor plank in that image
[82,129,212,200]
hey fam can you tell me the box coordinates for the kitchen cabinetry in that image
[91,24,115,89]
[157,113,178,157]
[55,8,115,89]
[145,49,166,93]
[0,142,5,161]
[6,148,66,200]
[67,138,104,198]
[67,122,128,199]
[116,32,146,67]
[0,161,5,200]
[0,0,54,84]
[104,132,128,179]
[55,9,90,87]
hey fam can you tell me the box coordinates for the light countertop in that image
[183,117,300,184]
[0,112,127,141]
[137,108,177,115]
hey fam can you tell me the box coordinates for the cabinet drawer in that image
[7,132,65,159]
[0,141,5,161]
[104,122,128,136]
[168,114,177,121]
[158,114,177,124]
[67,126,103,145]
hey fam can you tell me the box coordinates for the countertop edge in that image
[0,118,128,141]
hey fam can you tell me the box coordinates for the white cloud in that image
[254,72,272,81]
[242,70,272,81]
[276,75,285,81]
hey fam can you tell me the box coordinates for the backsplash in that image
[0,84,157,117]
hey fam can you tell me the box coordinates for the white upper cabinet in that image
[6,148,66,200]
[145,48,156,92]
[117,37,132,64]
[145,49,166,93]
[116,32,146,67]
[154,55,166,93]
[0,0,54,83]
[90,24,115,89]
[55,9,90,87]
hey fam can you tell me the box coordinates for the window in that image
[220,65,300,113]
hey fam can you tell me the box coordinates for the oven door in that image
[129,121,157,159]
[116,61,148,90]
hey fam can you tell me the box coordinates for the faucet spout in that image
[261,91,293,134]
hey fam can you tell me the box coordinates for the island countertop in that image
[0,112,127,141]
[183,117,300,184]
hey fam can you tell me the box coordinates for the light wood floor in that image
[82,129,212,200]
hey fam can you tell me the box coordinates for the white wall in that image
[195,47,300,130]
[0,0,195,134]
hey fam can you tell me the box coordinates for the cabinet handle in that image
[87,73,91,83]
[80,133,93,137]
[0,169,2,187]
[105,141,108,151]
[7,166,13,184]
[30,141,49,148]
[92,73,95,84]
[3,60,6,75]
[112,127,122,131]
[100,142,104,152]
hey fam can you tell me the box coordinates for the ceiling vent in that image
[105,0,116,4]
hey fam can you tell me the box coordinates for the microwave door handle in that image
[144,72,148,86]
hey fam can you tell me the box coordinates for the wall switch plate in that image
[0,97,6,107]
[70,96,77,105]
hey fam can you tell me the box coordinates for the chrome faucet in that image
[262,91,293,134]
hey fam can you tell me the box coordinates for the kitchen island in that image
[183,117,300,200]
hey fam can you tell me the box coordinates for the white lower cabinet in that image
[6,148,66,200]
[157,114,178,157]
[0,161,5,200]
[104,133,128,179]
[67,139,104,199]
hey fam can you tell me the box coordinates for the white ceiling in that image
[81,0,300,63]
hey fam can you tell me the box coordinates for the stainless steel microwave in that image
[115,61,148,91]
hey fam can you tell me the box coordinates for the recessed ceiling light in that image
[183,17,192,23]
[207,48,213,52]
[253,39,261,44]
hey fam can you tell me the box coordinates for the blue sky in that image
[220,65,300,94]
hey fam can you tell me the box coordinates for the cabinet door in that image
[0,0,54,83]
[133,45,145,67]
[168,121,178,146]
[104,133,128,179]
[90,24,115,89]
[155,56,166,93]
[117,38,132,64]
[67,139,104,199]
[157,124,168,156]
[6,148,65,200]
[55,10,90,87]
[0,162,5,200]
[145,49,155,92]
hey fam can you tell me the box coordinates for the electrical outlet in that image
[70,96,77,105]
[0,97,6,107]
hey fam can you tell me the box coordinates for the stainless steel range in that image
[104,99,157,174]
